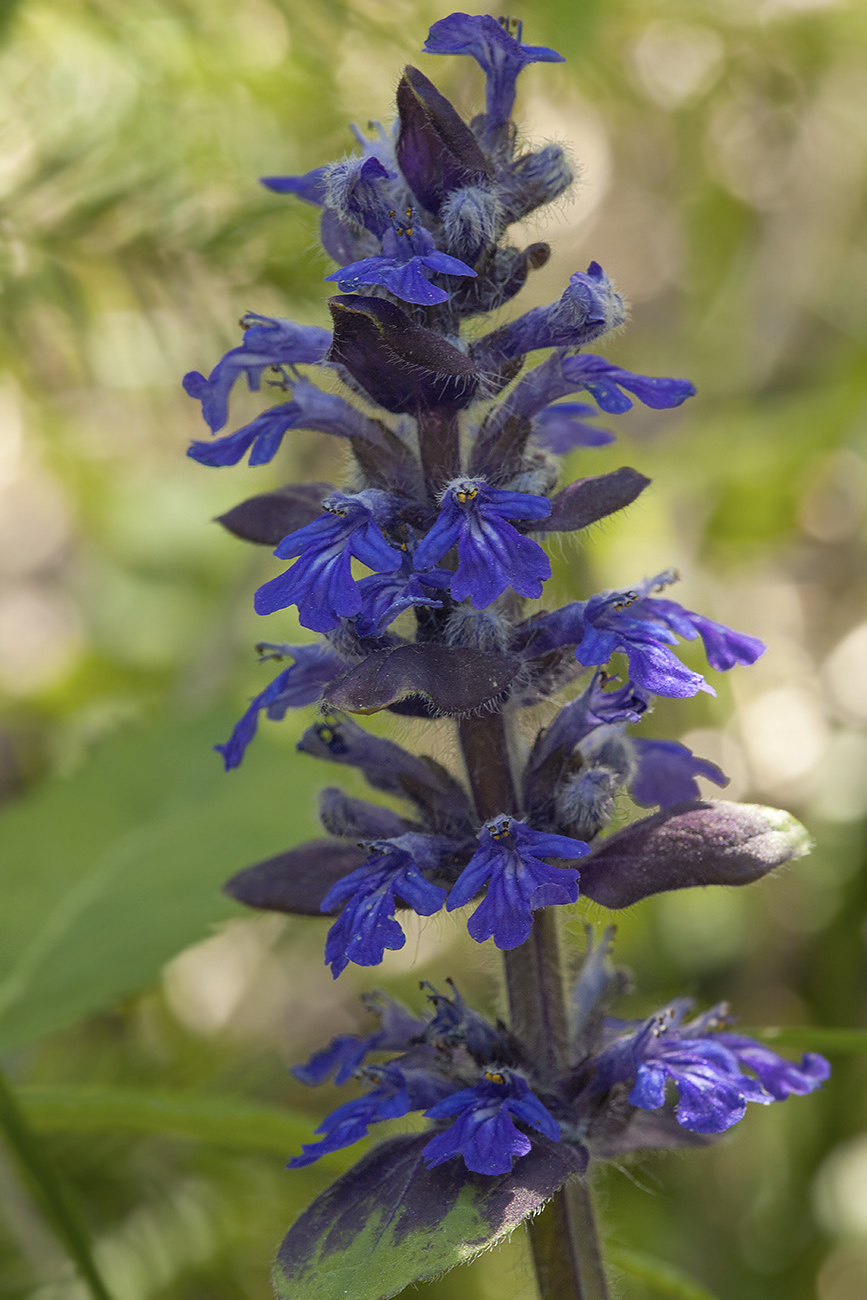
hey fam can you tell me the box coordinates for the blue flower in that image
[326,209,477,306]
[559,353,697,414]
[305,125,408,268]
[187,380,389,467]
[574,574,765,694]
[447,816,587,950]
[413,478,552,609]
[215,644,345,770]
[354,552,449,637]
[628,1032,771,1133]
[522,674,649,829]
[592,1008,829,1135]
[419,980,511,1063]
[288,1062,453,1168]
[292,993,426,1087]
[489,350,696,434]
[631,739,728,808]
[575,588,716,698]
[324,154,397,237]
[519,589,713,698]
[532,401,616,455]
[259,166,329,205]
[422,1067,560,1175]
[641,597,765,672]
[253,490,402,632]
[424,14,564,137]
[476,263,624,363]
[182,313,331,433]
[714,1033,831,1100]
[321,833,452,977]
[520,574,763,697]
[526,671,649,774]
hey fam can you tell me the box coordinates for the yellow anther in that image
[406,227,413,236]
[484,1070,506,1085]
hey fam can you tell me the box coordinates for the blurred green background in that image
[0,0,866,1297]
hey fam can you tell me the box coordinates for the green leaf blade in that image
[18,1085,319,1157]
[744,1026,867,1053]
[0,706,322,1051]
[0,1070,114,1300]
[609,1244,721,1300]
[273,1133,587,1300]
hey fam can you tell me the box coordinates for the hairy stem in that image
[457,710,609,1300]
[503,907,569,1084]
[527,1180,609,1300]
[417,408,460,496]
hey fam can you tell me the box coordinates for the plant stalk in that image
[417,408,460,496]
[457,710,609,1300]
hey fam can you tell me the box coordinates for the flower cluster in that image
[183,8,828,1216]
[284,962,828,1176]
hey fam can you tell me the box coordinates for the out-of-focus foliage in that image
[1,1,866,1298]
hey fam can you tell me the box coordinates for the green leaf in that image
[744,1027,867,1053]
[0,705,321,1050]
[0,1069,114,1300]
[273,1133,587,1300]
[18,1085,326,1157]
[608,1245,720,1300]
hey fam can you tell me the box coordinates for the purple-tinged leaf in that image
[396,66,491,214]
[536,468,651,534]
[216,482,334,546]
[224,840,368,917]
[587,1105,719,1158]
[450,242,550,322]
[318,789,419,841]
[327,295,479,414]
[579,800,811,909]
[297,715,476,837]
[468,411,532,483]
[273,1132,586,1300]
[349,427,424,500]
[325,644,521,716]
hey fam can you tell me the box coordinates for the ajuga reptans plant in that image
[183,14,829,1299]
